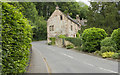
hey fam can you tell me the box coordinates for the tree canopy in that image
[87,2,120,36]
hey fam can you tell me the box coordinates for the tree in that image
[10,2,47,40]
[87,2,119,36]
[34,2,88,20]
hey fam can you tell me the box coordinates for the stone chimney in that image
[56,5,59,10]
[67,13,69,16]
[76,15,80,19]
[76,15,80,23]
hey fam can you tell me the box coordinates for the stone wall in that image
[55,38,73,47]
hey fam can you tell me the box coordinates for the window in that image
[71,25,73,31]
[52,25,54,31]
[60,15,63,20]
[49,25,54,31]
[49,26,52,31]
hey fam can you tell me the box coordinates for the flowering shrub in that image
[101,52,115,58]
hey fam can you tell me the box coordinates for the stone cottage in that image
[47,6,87,43]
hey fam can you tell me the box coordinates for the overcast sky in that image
[76,0,90,6]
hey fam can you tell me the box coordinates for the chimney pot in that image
[56,5,59,10]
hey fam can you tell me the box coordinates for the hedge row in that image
[65,37,82,47]
[2,3,32,73]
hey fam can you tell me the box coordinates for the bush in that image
[101,52,115,58]
[111,28,120,50]
[58,35,66,38]
[82,27,107,52]
[2,3,32,73]
[117,50,120,53]
[48,42,52,45]
[94,50,101,56]
[49,37,56,45]
[112,53,120,59]
[101,37,117,50]
[76,32,80,38]
[65,37,82,47]
[101,46,116,53]
[66,44,74,49]
[74,46,83,51]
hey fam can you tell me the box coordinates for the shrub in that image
[76,32,80,38]
[65,37,82,47]
[58,35,66,38]
[117,50,120,53]
[101,52,115,58]
[112,53,120,59]
[101,37,117,50]
[48,42,52,45]
[2,3,32,73]
[101,46,116,53]
[111,28,120,50]
[94,50,101,56]
[82,27,107,52]
[66,44,74,49]
[49,37,56,45]
[74,46,83,51]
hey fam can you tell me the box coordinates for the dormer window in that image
[60,15,63,20]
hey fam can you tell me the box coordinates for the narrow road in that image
[31,41,118,73]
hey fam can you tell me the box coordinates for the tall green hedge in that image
[65,37,82,47]
[111,28,120,50]
[2,3,32,73]
[82,27,107,52]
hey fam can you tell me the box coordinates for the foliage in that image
[0,2,2,70]
[82,27,107,52]
[101,52,115,58]
[100,37,117,50]
[66,44,74,49]
[112,53,120,59]
[100,46,116,53]
[49,37,56,45]
[48,42,52,45]
[94,50,101,56]
[111,28,120,50]
[65,37,82,47]
[34,2,88,20]
[117,50,120,53]
[2,3,32,73]
[74,46,83,51]
[58,35,66,39]
[10,2,47,41]
[78,25,88,36]
[87,2,120,36]
[76,32,80,38]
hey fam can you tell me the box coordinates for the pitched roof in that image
[67,15,80,25]
[48,7,81,26]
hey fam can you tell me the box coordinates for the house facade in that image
[47,6,86,43]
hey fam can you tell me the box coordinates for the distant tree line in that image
[86,2,120,36]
